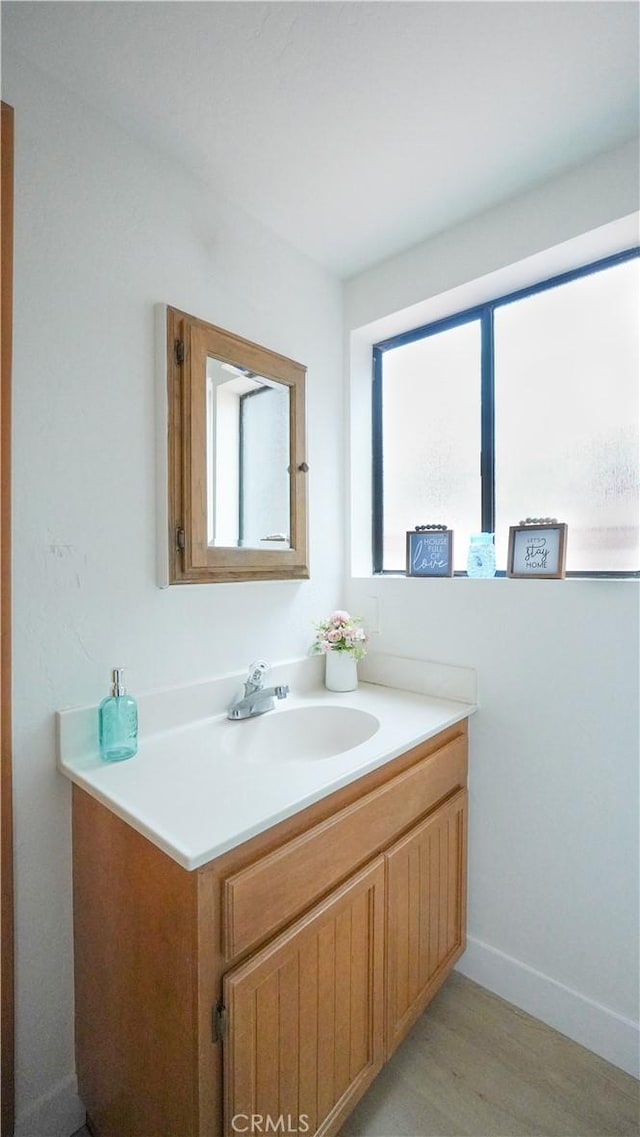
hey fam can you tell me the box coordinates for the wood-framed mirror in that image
[165,307,309,583]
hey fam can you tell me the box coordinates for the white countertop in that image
[57,654,476,870]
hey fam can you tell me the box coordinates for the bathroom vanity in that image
[60,662,474,1137]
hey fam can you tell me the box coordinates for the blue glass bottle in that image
[467,533,496,578]
[99,668,138,761]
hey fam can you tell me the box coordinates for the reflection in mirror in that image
[207,358,290,549]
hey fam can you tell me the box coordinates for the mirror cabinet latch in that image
[298,462,309,472]
[176,527,185,552]
[174,338,185,366]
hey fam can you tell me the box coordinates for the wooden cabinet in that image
[386,789,467,1055]
[224,858,386,1137]
[72,720,468,1137]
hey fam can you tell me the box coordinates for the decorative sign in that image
[507,522,568,579]
[406,529,454,577]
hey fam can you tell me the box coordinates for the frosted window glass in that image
[494,260,639,572]
[381,321,481,571]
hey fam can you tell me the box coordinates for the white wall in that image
[345,137,639,328]
[4,54,345,1136]
[345,143,640,1077]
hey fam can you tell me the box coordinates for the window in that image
[373,249,639,576]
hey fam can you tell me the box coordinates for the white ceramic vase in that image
[324,650,358,692]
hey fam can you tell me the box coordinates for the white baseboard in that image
[456,935,640,1079]
[14,1073,85,1137]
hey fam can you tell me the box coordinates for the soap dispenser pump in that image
[99,668,138,762]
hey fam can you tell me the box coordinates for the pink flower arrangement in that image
[312,609,367,661]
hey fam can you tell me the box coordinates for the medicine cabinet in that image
[165,307,309,583]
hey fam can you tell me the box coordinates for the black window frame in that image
[372,246,640,578]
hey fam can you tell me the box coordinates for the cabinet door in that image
[386,788,467,1055]
[223,857,385,1137]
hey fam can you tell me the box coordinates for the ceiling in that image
[3,1,639,278]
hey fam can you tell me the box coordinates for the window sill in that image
[363,572,639,581]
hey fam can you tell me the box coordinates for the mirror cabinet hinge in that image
[212,1000,227,1043]
[176,526,185,552]
[174,338,185,365]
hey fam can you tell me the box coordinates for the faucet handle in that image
[247,660,269,688]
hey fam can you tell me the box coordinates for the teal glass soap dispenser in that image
[99,668,138,762]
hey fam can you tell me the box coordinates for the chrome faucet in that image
[227,660,289,720]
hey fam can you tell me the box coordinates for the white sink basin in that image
[220,704,380,763]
